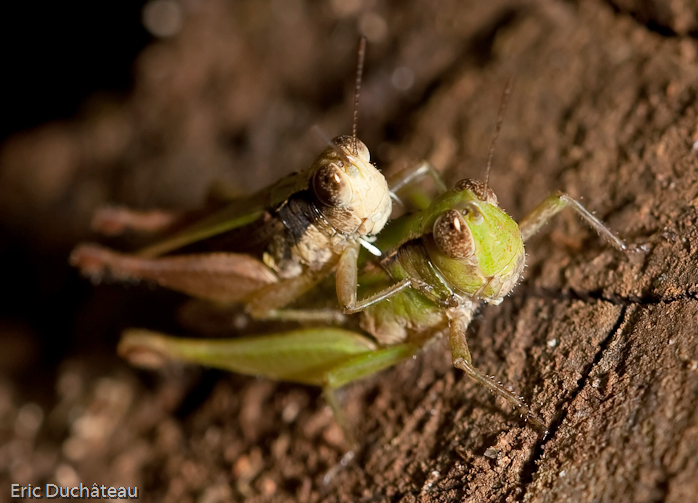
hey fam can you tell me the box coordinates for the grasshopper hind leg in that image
[119,327,419,449]
[88,181,248,237]
[90,206,182,236]
[70,243,278,303]
[321,343,421,448]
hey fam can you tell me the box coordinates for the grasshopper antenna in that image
[310,37,367,166]
[483,77,514,201]
[352,36,367,156]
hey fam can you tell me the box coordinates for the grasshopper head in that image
[310,136,391,237]
[424,179,525,304]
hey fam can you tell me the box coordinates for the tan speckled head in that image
[310,135,391,237]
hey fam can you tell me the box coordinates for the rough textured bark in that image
[1,0,697,502]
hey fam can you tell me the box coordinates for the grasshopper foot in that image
[322,450,356,487]
[70,243,118,281]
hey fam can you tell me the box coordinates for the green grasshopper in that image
[117,169,627,435]
[70,38,394,320]
[115,82,629,440]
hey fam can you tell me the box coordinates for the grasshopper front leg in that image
[335,244,419,315]
[447,308,547,431]
[519,191,626,251]
[336,247,448,315]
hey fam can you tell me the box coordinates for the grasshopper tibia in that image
[448,310,547,431]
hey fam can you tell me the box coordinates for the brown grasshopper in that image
[71,38,393,320]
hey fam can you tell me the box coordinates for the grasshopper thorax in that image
[424,179,524,304]
[310,135,391,237]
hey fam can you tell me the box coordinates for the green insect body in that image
[353,179,525,346]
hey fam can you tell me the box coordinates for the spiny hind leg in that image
[447,310,547,431]
[518,191,626,252]
[319,345,417,484]
[118,326,414,449]
[70,243,277,303]
[319,343,419,483]
[91,178,252,236]
[322,343,421,449]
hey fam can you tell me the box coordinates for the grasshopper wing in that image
[137,170,313,258]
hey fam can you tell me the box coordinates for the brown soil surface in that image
[1,0,698,501]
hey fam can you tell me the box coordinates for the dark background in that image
[0,1,150,401]
[1,1,149,141]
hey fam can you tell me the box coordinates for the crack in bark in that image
[362,284,693,500]
[603,0,694,38]
[516,303,630,501]
[527,286,698,307]
[356,282,695,500]
[638,348,698,502]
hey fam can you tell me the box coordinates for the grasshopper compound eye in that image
[312,163,354,208]
[433,209,475,259]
